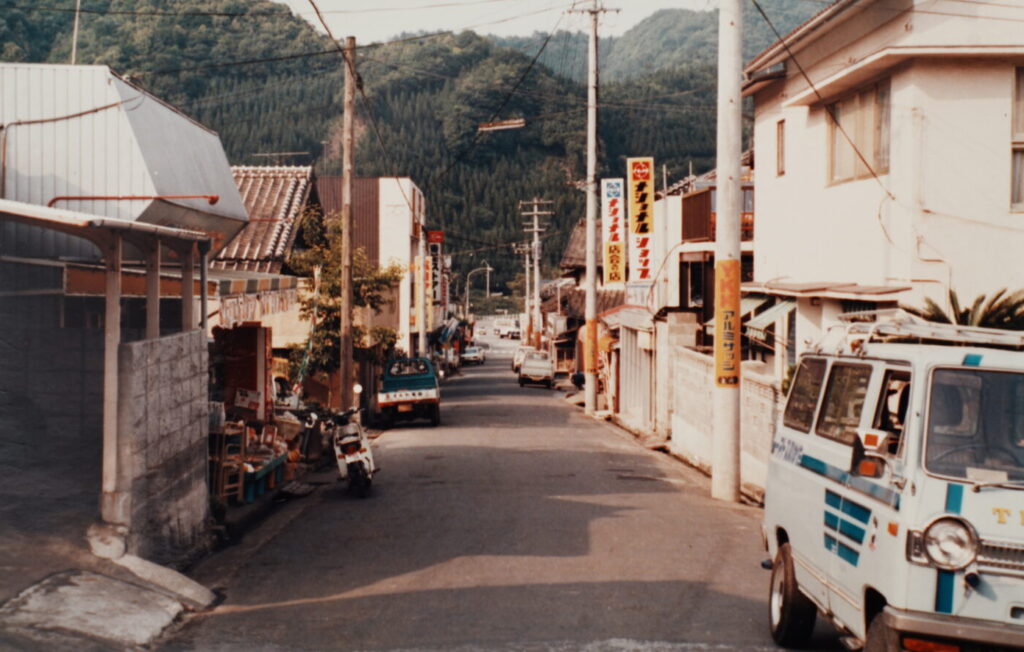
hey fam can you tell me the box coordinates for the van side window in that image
[873,370,911,455]
[816,363,872,445]
[783,358,827,432]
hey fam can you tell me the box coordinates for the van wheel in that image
[863,610,897,652]
[769,543,816,648]
[429,405,441,427]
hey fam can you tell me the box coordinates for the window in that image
[776,119,785,176]
[783,358,827,432]
[828,79,891,183]
[816,363,873,445]
[1013,68,1024,208]
[872,370,911,455]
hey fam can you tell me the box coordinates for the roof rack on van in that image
[816,308,1024,353]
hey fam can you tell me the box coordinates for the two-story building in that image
[744,0,1024,377]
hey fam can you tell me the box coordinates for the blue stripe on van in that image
[841,498,871,525]
[824,511,840,531]
[962,353,983,367]
[838,518,866,544]
[935,570,955,613]
[837,540,860,567]
[945,483,964,515]
[801,455,901,510]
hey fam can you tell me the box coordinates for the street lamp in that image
[465,263,493,317]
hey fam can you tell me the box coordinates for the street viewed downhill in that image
[3,0,1024,650]
[162,333,839,652]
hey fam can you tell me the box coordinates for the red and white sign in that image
[627,157,655,285]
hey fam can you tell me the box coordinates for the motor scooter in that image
[330,386,376,497]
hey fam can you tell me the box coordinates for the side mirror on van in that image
[851,429,889,479]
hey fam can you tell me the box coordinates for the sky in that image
[276,0,716,45]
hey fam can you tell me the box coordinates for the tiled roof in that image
[214,166,316,273]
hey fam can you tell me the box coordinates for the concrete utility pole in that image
[521,198,552,349]
[71,0,81,64]
[571,0,615,415]
[340,35,356,411]
[713,0,743,502]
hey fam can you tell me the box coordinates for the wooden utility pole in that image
[521,198,552,349]
[340,35,356,411]
[713,0,743,502]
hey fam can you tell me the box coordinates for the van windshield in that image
[925,368,1024,482]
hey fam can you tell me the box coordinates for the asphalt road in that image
[163,339,842,651]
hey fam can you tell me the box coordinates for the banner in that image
[627,157,654,283]
[601,179,626,288]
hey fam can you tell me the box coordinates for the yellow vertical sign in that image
[714,259,741,387]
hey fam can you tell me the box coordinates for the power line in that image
[2,0,521,18]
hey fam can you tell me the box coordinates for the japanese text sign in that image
[601,179,626,288]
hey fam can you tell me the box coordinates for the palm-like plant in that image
[905,288,1024,330]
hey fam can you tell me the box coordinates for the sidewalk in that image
[0,398,333,649]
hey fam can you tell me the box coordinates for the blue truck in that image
[377,357,441,427]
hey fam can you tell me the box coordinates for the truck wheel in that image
[863,611,898,652]
[769,543,816,648]
[430,405,441,427]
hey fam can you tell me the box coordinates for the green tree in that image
[905,288,1024,330]
[288,216,405,380]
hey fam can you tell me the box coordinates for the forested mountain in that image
[493,0,818,83]
[0,0,814,290]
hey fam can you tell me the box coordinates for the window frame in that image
[1012,67,1024,211]
[827,78,891,185]
[815,362,874,446]
[776,119,785,176]
[783,357,828,433]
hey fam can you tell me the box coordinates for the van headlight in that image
[923,517,978,570]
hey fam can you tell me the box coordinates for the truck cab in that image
[764,310,1024,651]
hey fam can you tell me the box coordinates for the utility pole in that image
[514,243,532,339]
[340,35,356,411]
[418,216,427,356]
[71,0,81,64]
[521,198,552,349]
[571,0,615,415]
[713,0,743,502]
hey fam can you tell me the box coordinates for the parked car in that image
[508,328,521,340]
[377,357,441,427]
[461,346,485,365]
[511,346,532,373]
[518,351,554,388]
[763,310,1024,651]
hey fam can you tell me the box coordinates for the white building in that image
[745,0,1024,372]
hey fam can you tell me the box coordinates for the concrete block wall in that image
[118,329,211,566]
[667,345,781,501]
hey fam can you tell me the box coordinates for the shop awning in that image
[212,271,301,328]
[745,299,796,341]
[703,295,770,335]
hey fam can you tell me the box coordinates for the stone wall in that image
[667,344,781,502]
[117,330,210,566]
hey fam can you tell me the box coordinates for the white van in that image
[763,310,1024,651]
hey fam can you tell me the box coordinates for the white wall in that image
[753,3,1024,322]
[378,178,422,355]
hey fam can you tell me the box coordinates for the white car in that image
[460,346,485,365]
[763,310,1024,651]
[511,346,532,373]
[518,351,553,388]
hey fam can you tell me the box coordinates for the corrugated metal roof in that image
[214,166,314,273]
[0,63,246,261]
